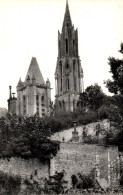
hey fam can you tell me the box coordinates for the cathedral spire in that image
[55,0,84,112]
[62,0,72,31]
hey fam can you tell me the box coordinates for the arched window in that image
[59,101,61,108]
[66,63,69,69]
[59,61,62,77]
[41,96,45,107]
[73,59,76,76]
[67,79,69,90]
[73,100,75,109]
[41,96,44,102]
[74,78,76,91]
[61,79,62,91]
[66,39,68,54]
[36,95,39,115]
[73,40,75,55]
[23,95,26,115]
[73,60,76,91]
[36,95,39,105]
[36,95,39,100]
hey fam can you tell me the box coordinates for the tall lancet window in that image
[41,95,45,107]
[36,95,39,115]
[23,95,26,115]
[59,61,62,91]
[78,62,80,73]
[66,39,68,54]
[67,78,69,90]
[73,40,75,55]
[73,60,76,91]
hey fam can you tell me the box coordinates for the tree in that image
[98,95,123,122]
[0,116,59,159]
[78,83,105,110]
[104,43,123,94]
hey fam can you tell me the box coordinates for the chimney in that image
[9,86,12,99]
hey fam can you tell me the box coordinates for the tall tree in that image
[78,83,105,110]
[104,43,123,94]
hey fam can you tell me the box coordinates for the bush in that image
[71,175,78,188]
[83,135,99,144]
[0,171,21,194]
[71,170,96,190]
[44,171,68,194]
[0,116,60,159]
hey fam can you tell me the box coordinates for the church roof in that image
[25,57,45,85]
[62,0,72,31]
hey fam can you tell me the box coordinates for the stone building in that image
[8,57,51,117]
[55,1,84,111]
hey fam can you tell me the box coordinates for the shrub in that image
[71,175,78,188]
[44,171,68,194]
[0,171,21,194]
[76,174,94,189]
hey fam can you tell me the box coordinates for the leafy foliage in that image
[71,169,96,190]
[0,171,21,195]
[104,43,123,94]
[78,83,105,110]
[0,115,59,159]
[44,171,68,194]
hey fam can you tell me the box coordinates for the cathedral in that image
[55,1,84,111]
[8,0,84,116]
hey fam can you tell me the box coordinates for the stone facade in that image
[55,1,84,112]
[50,143,120,189]
[8,57,51,117]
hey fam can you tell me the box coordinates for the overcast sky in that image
[0,0,123,109]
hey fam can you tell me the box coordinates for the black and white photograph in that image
[0,0,123,194]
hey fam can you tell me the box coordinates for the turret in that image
[46,78,51,88]
[17,78,24,91]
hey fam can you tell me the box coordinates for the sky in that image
[0,0,123,109]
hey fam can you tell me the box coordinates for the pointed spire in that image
[25,57,45,85]
[17,78,23,87]
[62,0,72,31]
[66,0,69,11]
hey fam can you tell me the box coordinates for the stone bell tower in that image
[16,57,51,117]
[55,0,84,112]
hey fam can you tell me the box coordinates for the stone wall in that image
[0,143,120,189]
[50,143,120,189]
[50,126,83,142]
[50,119,110,142]
[84,119,110,137]
[0,157,49,186]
